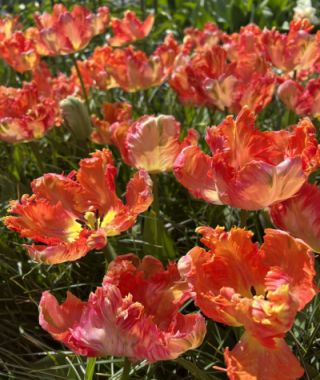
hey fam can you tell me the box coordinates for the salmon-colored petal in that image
[261,229,317,310]
[4,196,82,245]
[174,145,220,204]
[214,157,305,210]
[224,333,304,380]
[24,229,104,264]
[125,169,153,214]
[98,170,153,236]
[39,290,85,341]
[183,22,221,52]
[110,121,132,164]
[31,173,86,216]
[77,149,121,215]
[270,183,320,252]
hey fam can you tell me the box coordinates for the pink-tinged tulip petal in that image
[126,115,181,172]
[39,255,206,361]
[24,231,105,264]
[224,332,304,380]
[32,5,109,56]
[270,183,320,252]
[4,149,153,264]
[109,11,154,47]
[214,157,305,210]
[174,145,220,204]
[39,291,85,343]
[178,226,316,344]
[112,114,198,173]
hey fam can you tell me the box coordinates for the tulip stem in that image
[140,0,146,17]
[72,55,90,114]
[151,174,159,216]
[120,357,131,380]
[239,209,248,228]
[29,142,45,173]
[85,357,96,380]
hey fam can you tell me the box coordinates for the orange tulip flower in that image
[29,4,109,56]
[109,10,154,47]
[39,254,206,361]
[278,78,320,118]
[170,45,275,113]
[0,31,39,73]
[4,150,153,263]
[182,22,222,53]
[179,226,316,379]
[0,83,58,143]
[174,107,319,210]
[262,19,320,78]
[76,34,180,92]
[32,62,78,102]
[91,102,132,145]
[270,182,320,253]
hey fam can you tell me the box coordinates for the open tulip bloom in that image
[28,4,109,56]
[4,149,153,264]
[178,226,317,379]
[110,114,198,173]
[174,107,319,210]
[0,82,59,143]
[108,10,154,47]
[39,254,206,362]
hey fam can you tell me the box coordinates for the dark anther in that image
[250,286,256,296]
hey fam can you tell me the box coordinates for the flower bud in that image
[60,96,92,141]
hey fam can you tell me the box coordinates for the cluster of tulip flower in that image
[1,3,320,380]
